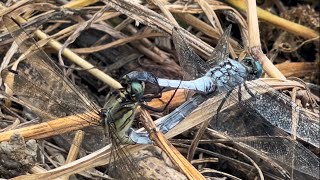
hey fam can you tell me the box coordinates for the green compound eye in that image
[131,81,144,100]
[243,57,263,79]
[254,61,263,78]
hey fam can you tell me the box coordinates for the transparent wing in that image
[100,87,148,179]
[1,16,106,153]
[206,25,231,67]
[2,16,100,119]
[172,28,210,80]
[207,79,319,179]
[156,77,318,178]
[107,124,146,180]
[243,81,319,148]
[169,24,318,179]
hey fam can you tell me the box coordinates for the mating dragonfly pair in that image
[124,26,319,179]
[1,15,319,179]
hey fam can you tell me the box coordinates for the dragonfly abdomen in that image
[157,76,215,94]
[159,95,207,134]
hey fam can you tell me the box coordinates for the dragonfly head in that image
[129,81,145,101]
[121,74,146,101]
[242,57,263,80]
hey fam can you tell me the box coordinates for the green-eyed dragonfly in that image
[124,26,320,179]
[0,15,173,179]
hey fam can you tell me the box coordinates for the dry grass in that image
[0,0,319,179]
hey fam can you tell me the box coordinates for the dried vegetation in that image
[0,0,319,179]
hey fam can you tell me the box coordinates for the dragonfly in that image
[0,15,173,179]
[125,26,263,134]
[124,26,320,179]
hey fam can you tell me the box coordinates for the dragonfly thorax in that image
[100,83,142,144]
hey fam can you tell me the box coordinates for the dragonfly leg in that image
[141,86,166,104]
[141,88,164,101]
[128,128,152,144]
[214,89,234,126]
[238,85,242,102]
[7,69,19,74]
[140,83,180,113]
[243,82,255,98]
[140,103,172,113]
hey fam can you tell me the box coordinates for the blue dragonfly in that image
[125,26,262,134]
[124,26,320,179]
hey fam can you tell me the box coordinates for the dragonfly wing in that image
[206,25,232,67]
[172,28,210,80]
[3,16,100,117]
[1,16,104,151]
[208,78,319,179]
[107,124,146,180]
[244,80,319,148]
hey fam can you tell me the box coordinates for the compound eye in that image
[254,61,263,78]
[130,82,144,99]
[242,57,252,64]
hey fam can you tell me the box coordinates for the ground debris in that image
[132,147,187,180]
[0,132,37,178]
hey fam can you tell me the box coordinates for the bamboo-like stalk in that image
[149,0,178,26]
[140,109,205,180]
[175,13,240,51]
[62,0,98,9]
[63,130,85,180]
[12,143,148,180]
[12,16,122,89]
[245,0,285,79]
[226,0,319,39]
[0,112,99,142]
[105,0,214,56]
